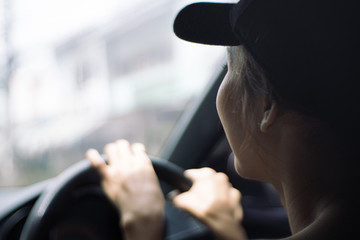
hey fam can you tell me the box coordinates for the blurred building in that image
[1,0,224,186]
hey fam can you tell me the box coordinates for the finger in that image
[172,192,196,213]
[115,139,132,169]
[230,188,241,203]
[234,205,244,222]
[132,142,146,152]
[172,192,209,220]
[104,143,118,165]
[215,172,229,182]
[230,188,243,221]
[184,167,216,181]
[86,148,106,174]
[131,143,151,166]
[229,188,241,209]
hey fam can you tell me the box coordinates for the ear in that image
[260,101,279,132]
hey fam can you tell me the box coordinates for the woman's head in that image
[218,45,356,183]
[174,0,360,147]
[175,0,360,182]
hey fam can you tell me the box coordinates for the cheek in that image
[216,76,249,167]
[216,73,238,128]
[216,74,229,119]
[217,76,265,180]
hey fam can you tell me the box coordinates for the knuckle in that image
[232,188,242,200]
[197,200,219,219]
[203,167,215,172]
[132,143,146,152]
[201,167,216,175]
[215,172,229,182]
[132,142,144,147]
[116,139,128,144]
[197,205,212,218]
[104,143,116,151]
[86,148,96,157]
[116,139,130,147]
[235,207,244,221]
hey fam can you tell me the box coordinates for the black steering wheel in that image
[19,157,213,240]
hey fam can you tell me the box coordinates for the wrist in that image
[122,210,165,240]
[205,213,247,240]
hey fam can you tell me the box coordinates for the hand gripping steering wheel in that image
[19,157,213,240]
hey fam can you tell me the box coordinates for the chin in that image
[234,155,263,181]
[234,156,250,178]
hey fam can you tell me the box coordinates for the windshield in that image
[0,0,225,187]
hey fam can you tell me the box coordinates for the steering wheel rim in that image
[19,157,212,240]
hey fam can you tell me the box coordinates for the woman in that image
[86,0,360,239]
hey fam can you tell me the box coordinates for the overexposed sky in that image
[12,0,146,51]
[10,0,237,52]
[10,0,238,52]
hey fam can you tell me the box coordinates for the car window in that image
[0,0,225,187]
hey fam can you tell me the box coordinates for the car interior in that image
[0,66,291,240]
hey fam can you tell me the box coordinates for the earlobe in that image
[260,101,278,132]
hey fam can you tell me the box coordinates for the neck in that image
[256,113,358,238]
[275,179,332,233]
[267,122,349,234]
[276,180,355,239]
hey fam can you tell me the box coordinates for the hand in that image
[86,139,165,240]
[171,168,247,240]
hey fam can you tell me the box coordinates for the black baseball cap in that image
[173,0,360,121]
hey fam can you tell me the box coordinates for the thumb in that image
[171,191,201,216]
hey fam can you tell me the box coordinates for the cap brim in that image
[173,2,241,46]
